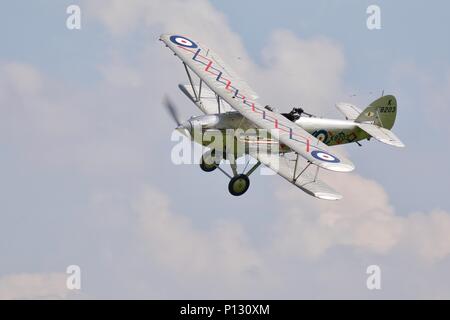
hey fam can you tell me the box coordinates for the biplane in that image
[160,34,404,200]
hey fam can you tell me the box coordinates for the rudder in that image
[355,95,397,130]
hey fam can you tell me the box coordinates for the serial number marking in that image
[379,106,396,113]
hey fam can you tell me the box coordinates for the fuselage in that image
[296,117,369,146]
[178,112,369,153]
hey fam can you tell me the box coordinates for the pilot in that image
[291,107,304,118]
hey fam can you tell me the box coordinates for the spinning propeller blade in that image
[163,96,181,126]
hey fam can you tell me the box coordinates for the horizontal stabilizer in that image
[255,152,343,201]
[336,102,362,120]
[357,123,405,148]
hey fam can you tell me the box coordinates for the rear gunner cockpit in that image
[282,107,304,122]
[264,105,305,122]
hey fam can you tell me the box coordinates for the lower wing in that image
[255,152,343,201]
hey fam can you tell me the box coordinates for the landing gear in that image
[200,156,218,172]
[220,154,261,197]
[228,174,250,196]
[200,150,261,197]
[199,150,220,172]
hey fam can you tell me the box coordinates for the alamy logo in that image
[366,265,382,290]
[66,265,81,290]
[367,5,382,30]
[66,5,81,30]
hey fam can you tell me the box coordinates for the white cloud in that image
[254,30,346,111]
[401,210,450,262]
[272,172,450,263]
[111,182,450,298]
[85,0,248,60]
[132,186,273,297]
[0,61,154,176]
[0,273,69,300]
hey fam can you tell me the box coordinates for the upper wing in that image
[161,34,355,172]
[206,48,259,101]
[161,34,258,101]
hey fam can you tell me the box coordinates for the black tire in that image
[200,156,218,172]
[228,174,250,196]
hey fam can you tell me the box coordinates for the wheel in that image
[228,174,250,196]
[200,155,218,172]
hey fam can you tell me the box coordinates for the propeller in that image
[163,96,181,126]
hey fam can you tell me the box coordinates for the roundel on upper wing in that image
[169,35,198,48]
[311,150,341,163]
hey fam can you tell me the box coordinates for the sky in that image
[0,0,450,299]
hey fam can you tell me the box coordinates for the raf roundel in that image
[311,150,341,163]
[313,130,329,143]
[169,35,198,49]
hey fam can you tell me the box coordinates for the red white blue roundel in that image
[311,150,340,163]
[169,35,198,48]
[313,130,329,143]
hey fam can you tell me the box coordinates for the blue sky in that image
[1,0,450,299]
[212,0,450,73]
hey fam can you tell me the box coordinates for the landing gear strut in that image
[199,151,261,196]
[221,153,261,197]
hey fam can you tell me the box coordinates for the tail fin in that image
[355,95,397,129]
[354,95,404,148]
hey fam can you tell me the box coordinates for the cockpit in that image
[282,107,304,122]
[263,105,314,122]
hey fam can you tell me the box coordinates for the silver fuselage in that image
[295,117,368,146]
[178,112,369,153]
